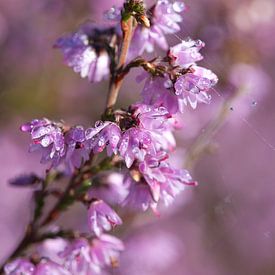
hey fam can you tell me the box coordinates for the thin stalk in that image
[106,16,135,110]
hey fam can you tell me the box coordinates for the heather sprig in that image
[1,1,218,274]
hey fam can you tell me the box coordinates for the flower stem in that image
[106,16,135,110]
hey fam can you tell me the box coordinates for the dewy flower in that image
[64,126,90,172]
[21,119,66,168]
[169,39,205,68]
[55,23,117,82]
[4,258,35,275]
[141,64,218,113]
[21,119,122,171]
[86,121,121,156]
[119,127,155,168]
[174,65,218,110]
[139,153,196,206]
[88,200,122,236]
[128,0,186,58]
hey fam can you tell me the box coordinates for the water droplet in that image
[98,137,105,147]
[164,79,173,89]
[95,121,104,128]
[230,107,234,111]
[252,101,257,107]
[173,2,185,13]
[157,106,167,114]
[132,147,140,155]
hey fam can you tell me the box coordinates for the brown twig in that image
[106,16,136,110]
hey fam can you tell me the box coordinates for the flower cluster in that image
[5,0,218,274]
[4,235,124,274]
[20,119,121,172]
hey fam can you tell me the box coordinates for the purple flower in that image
[169,39,205,68]
[90,234,124,268]
[122,173,157,211]
[60,235,124,273]
[141,74,179,114]
[4,258,35,275]
[174,65,218,110]
[88,200,122,236]
[64,126,90,172]
[88,172,129,205]
[21,119,66,168]
[141,65,218,113]
[128,0,185,58]
[86,121,121,156]
[55,23,116,82]
[119,127,155,168]
[139,153,197,206]
[131,103,177,151]
[131,103,172,132]
[60,238,100,274]
[34,260,70,275]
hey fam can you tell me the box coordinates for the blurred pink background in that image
[0,0,275,274]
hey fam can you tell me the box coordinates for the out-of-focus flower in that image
[4,258,35,275]
[55,23,117,83]
[34,259,70,275]
[60,238,101,274]
[88,200,122,236]
[60,235,124,274]
[88,172,129,205]
[122,173,157,211]
[90,234,124,268]
[9,173,40,187]
[169,39,205,68]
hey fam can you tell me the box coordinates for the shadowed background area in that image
[0,0,275,274]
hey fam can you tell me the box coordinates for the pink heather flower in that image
[141,65,218,113]
[88,200,122,236]
[119,127,155,168]
[64,126,90,172]
[174,65,218,110]
[141,74,179,114]
[4,258,35,275]
[131,103,177,151]
[90,234,124,268]
[21,119,121,171]
[60,238,100,274]
[55,23,116,83]
[139,152,196,206]
[60,235,124,273]
[169,39,205,68]
[86,121,121,156]
[131,103,172,132]
[122,173,157,211]
[128,0,185,58]
[34,260,70,275]
[88,172,129,205]
[20,119,66,168]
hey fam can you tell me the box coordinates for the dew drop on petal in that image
[173,2,185,13]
